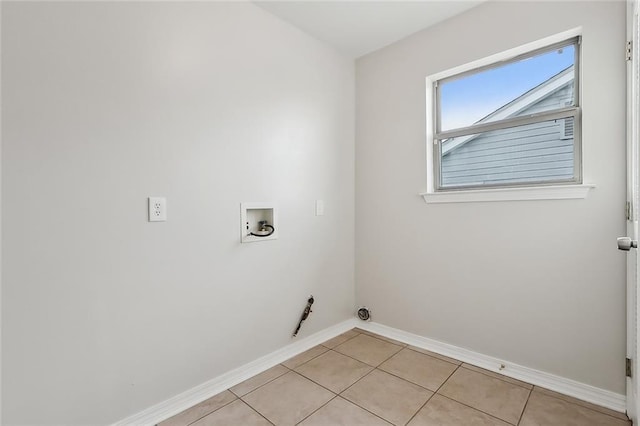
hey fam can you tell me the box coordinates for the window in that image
[430,37,581,192]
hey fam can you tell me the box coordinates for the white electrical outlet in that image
[148,197,167,222]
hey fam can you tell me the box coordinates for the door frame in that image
[627,0,640,422]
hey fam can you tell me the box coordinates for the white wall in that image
[356,1,627,393]
[1,2,354,424]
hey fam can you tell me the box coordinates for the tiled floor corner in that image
[159,328,632,425]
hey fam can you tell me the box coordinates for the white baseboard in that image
[357,321,626,413]
[112,318,358,426]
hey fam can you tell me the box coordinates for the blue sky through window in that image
[440,45,575,131]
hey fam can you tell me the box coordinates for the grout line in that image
[376,366,443,394]
[282,345,331,370]
[437,394,518,426]
[516,388,533,426]
[333,348,421,425]
[240,371,338,425]
[328,347,392,369]
[356,329,408,347]
[286,364,353,395]
[375,348,461,392]
[322,329,363,350]
[337,366,400,425]
[333,395,395,425]
[299,336,408,409]
[284,356,384,410]
[182,394,239,426]
[404,391,436,425]
[459,363,532,390]
[234,367,290,399]
[333,340,404,368]
[435,366,522,425]
[293,395,339,425]
[405,363,461,425]
[242,399,276,426]
[337,364,378,397]
[333,350,379,368]
[403,346,461,367]
[360,330,409,347]
[434,365,460,394]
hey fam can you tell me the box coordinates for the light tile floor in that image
[159,328,631,426]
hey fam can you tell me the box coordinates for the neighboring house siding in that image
[441,84,574,187]
[521,84,573,115]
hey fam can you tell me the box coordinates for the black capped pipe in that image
[293,296,314,337]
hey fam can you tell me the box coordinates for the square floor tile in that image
[519,391,630,426]
[282,345,329,369]
[295,350,373,393]
[334,334,403,367]
[159,390,237,426]
[242,371,334,425]
[230,364,288,397]
[322,330,360,349]
[190,399,271,426]
[407,394,510,426]
[342,369,432,425]
[299,396,391,425]
[379,348,458,391]
[438,367,530,424]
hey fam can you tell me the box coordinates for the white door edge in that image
[626,0,639,422]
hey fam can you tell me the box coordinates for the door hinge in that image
[627,40,633,61]
[627,357,632,378]
[627,201,632,220]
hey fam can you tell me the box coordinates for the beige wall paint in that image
[356,1,627,393]
[1,2,354,424]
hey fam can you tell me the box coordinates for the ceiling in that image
[255,1,483,58]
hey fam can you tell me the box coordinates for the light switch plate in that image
[148,197,167,222]
[315,200,324,216]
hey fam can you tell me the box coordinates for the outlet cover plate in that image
[148,197,167,222]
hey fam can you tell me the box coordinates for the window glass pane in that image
[439,44,575,132]
[440,118,574,188]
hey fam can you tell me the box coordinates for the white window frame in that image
[421,28,594,204]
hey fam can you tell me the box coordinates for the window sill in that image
[420,184,595,204]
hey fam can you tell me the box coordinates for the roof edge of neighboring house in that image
[442,65,574,156]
